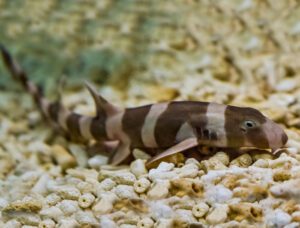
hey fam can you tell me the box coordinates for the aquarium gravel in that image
[1,0,300,227]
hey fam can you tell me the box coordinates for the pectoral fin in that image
[146,137,198,166]
[109,143,131,165]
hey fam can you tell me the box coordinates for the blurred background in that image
[1,0,300,104]
[2,2,300,226]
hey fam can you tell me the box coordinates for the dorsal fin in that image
[85,81,121,116]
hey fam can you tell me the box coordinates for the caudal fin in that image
[0,46,110,142]
[0,45,46,110]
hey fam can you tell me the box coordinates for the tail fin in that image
[0,45,45,111]
[0,46,110,142]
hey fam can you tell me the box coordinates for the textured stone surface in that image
[1,0,300,227]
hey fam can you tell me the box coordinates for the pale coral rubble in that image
[1,0,300,227]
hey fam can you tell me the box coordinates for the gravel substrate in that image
[0,83,300,228]
[1,0,300,227]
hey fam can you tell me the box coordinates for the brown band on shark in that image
[48,102,61,122]
[154,101,209,147]
[0,47,27,88]
[66,113,82,139]
[154,102,186,147]
[18,72,29,89]
[225,105,246,147]
[90,116,107,140]
[122,106,151,148]
[203,129,210,140]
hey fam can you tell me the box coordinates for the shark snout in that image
[263,120,288,150]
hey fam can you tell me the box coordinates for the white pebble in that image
[32,174,51,196]
[275,79,298,92]
[51,144,76,169]
[269,94,295,108]
[205,185,233,204]
[114,185,138,199]
[175,209,197,224]
[92,192,117,216]
[56,186,81,200]
[19,226,37,228]
[206,204,229,225]
[270,179,300,198]
[137,217,154,228]
[4,220,21,228]
[147,180,170,200]
[285,223,300,228]
[155,218,173,228]
[77,181,94,194]
[150,202,174,220]
[290,21,300,35]
[244,36,260,51]
[58,200,79,215]
[38,219,55,228]
[252,159,269,168]
[156,162,174,171]
[57,218,79,228]
[270,154,298,168]
[75,211,98,225]
[130,159,148,177]
[114,172,136,185]
[18,213,41,225]
[185,158,200,166]
[99,170,136,185]
[134,177,151,193]
[45,193,61,206]
[27,141,50,154]
[40,206,64,221]
[132,148,151,160]
[192,202,209,218]
[69,144,88,167]
[78,193,95,208]
[88,155,108,169]
[21,171,41,182]
[177,163,199,178]
[266,209,291,227]
[100,216,117,228]
[99,178,116,192]
[66,177,82,186]
[148,165,177,181]
[46,180,60,192]
[0,197,8,209]
[120,225,137,228]
[93,198,114,216]
[292,211,300,221]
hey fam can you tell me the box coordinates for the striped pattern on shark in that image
[0,46,288,166]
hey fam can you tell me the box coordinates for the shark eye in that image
[243,120,256,129]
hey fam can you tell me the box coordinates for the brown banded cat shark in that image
[0,46,288,166]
